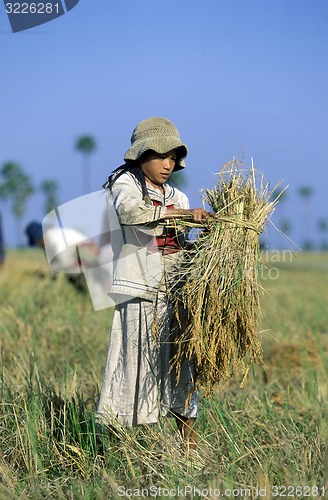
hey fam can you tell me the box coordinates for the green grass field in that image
[0,249,327,498]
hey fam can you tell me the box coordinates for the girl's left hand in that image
[189,208,217,222]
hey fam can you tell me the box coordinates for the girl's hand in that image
[189,208,217,222]
[164,207,217,222]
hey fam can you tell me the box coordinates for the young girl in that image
[97,117,212,448]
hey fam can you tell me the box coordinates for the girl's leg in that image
[173,412,197,451]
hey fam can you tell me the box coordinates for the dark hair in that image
[138,147,184,171]
[102,163,150,202]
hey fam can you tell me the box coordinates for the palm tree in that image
[280,218,292,236]
[270,186,291,248]
[41,179,59,215]
[75,135,96,194]
[317,217,328,250]
[297,185,314,250]
[298,185,313,204]
[0,162,34,246]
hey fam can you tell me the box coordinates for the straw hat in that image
[124,117,188,171]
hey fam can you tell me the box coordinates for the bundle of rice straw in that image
[169,158,280,397]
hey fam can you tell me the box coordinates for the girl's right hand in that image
[189,208,217,222]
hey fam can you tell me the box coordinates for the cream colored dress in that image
[97,172,199,426]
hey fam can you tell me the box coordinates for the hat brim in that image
[124,137,187,171]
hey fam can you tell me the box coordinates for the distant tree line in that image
[273,185,328,251]
[0,136,327,250]
[0,135,96,246]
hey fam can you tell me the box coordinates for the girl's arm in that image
[110,172,216,225]
[164,207,215,222]
[110,173,168,225]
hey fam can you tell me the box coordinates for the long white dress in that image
[97,172,199,427]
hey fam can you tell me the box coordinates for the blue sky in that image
[0,0,327,248]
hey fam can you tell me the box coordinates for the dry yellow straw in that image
[169,158,280,397]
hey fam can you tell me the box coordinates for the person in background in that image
[97,117,215,450]
[25,221,89,289]
[25,221,44,247]
[25,221,113,308]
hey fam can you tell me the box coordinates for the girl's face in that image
[139,150,177,188]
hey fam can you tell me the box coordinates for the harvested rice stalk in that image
[169,158,280,397]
